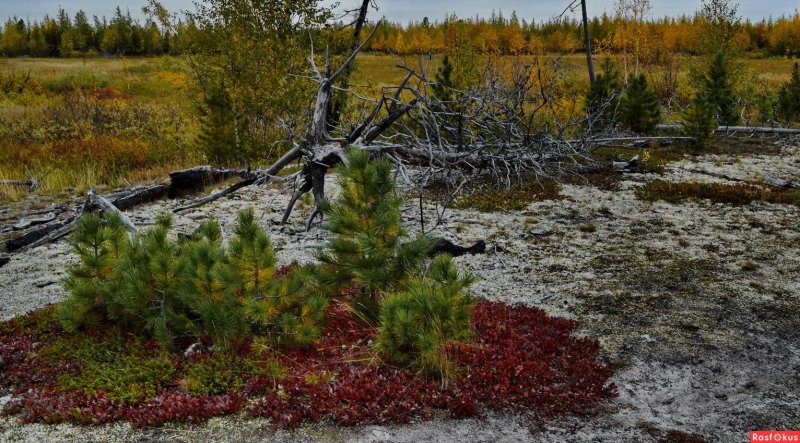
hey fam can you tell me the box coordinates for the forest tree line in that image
[1,6,800,58]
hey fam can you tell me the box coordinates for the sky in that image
[0,0,797,23]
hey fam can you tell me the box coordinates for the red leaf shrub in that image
[0,300,616,428]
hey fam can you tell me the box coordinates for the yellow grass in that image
[0,54,796,201]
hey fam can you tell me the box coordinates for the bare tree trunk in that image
[581,0,596,84]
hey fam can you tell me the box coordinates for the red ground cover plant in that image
[0,300,616,428]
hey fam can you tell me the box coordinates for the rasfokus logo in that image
[751,431,800,442]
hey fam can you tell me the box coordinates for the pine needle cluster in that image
[376,254,475,381]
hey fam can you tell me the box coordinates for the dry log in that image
[428,239,486,257]
[0,180,38,191]
[109,185,170,211]
[656,124,800,135]
[6,219,73,252]
[612,155,640,171]
[88,190,137,235]
[13,212,56,230]
[173,148,302,213]
[764,174,800,189]
[168,166,249,198]
[589,136,695,147]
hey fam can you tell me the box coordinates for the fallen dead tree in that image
[657,124,800,135]
[764,174,800,189]
[174,23,600,228]
[3,165,249,253]
[0,180,38,191]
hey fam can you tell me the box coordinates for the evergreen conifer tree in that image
[619,74,662,134]
[58,213,128,332]
[376,254,474,381]
[778,62,800,124]
[315,149,432,312]
[682,92,717,147]
[432,55,455,103]
[196,81,242,167]
[586,58,622,132]
[703,51,740,126]
[112,214,190,348]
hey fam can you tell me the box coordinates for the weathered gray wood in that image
[657,124,800,135]
[13,212,56,230]
[0,179,38,190]
[764,174,800,189]
[88,190,137,235]
[612,155,640,171]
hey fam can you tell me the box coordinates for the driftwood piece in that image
[764,174,800,189]
[612,155,640,171]
[6,219,72,252]
[88,190,137,235]
[428,239,486,257]
[13,212,56,230]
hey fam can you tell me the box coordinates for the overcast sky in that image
[1,1,797,23]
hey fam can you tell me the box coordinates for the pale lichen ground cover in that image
[1,139,798,442]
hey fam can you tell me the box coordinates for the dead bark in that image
[13,212,56,230]
[88,190,137,235]
[657,124,800,135]
[764,174,800,189]
[612,155,640,171]
[168,166,249,197]
[428,239,486,257]
[173,147,302,213]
